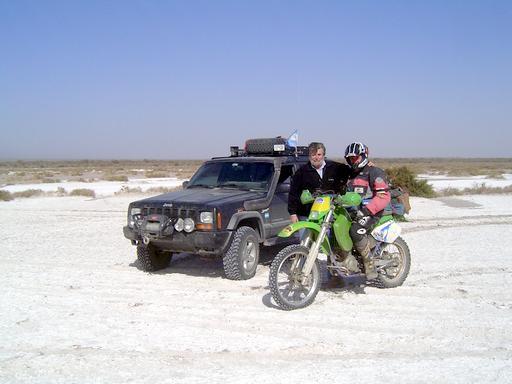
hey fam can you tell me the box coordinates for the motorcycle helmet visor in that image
[346,155,361,166]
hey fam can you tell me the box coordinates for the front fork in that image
[299,208,334,281]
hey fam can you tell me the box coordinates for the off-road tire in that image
[137,244,172,272]
[223,226,260,280]
[269,244,321,310]
[377,236,410,288]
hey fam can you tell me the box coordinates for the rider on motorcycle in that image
[344,142,391,280]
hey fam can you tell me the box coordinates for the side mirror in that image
[182,181,189,189]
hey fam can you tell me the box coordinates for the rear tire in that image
[269,244,320,310]
[137,244,172,272]
[376,236,410,288]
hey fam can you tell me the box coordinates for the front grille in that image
[142,206,197,220]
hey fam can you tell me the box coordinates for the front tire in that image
[223,226,260,280]
[269,244,321,310]
[376,236,410,288]
[137,244,173,272]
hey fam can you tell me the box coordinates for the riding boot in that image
[335,249,360,273]
[342,252,360,273]
[355,238,378,280]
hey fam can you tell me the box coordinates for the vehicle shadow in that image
[128,240,297,279]
[129,253,224,278]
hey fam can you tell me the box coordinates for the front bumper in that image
[123,226,232,256]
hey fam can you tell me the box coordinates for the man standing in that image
[288,142,351,223]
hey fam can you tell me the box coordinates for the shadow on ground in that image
[128,241,296,278]
[261,259,369,310]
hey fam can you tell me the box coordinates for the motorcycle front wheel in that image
[269,244,321,310]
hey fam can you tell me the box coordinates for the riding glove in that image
[356,207,372,228]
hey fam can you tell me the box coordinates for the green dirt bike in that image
[269,190,411,310]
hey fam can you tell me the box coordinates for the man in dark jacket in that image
[288,142,352,223]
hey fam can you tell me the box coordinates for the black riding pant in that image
[350,216,379,246]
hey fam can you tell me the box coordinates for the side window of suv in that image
[278,165,293,185]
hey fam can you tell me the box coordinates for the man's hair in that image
[308,142,326,155]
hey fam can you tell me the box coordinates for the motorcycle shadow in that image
[261,260,369,309]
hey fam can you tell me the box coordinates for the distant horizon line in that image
[1,156,512,162]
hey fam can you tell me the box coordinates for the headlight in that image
[200,212,213,224]
[174,218,184,232]
[184,218,195,233]
[309,211,319,220]
[129,207,142,227]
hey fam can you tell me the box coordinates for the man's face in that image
[309,149,325,169]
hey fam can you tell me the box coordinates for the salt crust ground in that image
[417,173,512,191]
[1,177,184,196]
[1,193,511,383]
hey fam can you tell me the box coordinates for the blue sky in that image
[1,0,511,159]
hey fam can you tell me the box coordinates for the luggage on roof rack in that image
[243,137,308,156]
[245,137,287,154]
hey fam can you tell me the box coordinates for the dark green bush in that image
[385,166,435,198]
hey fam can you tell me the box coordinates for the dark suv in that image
[123,138,309,280]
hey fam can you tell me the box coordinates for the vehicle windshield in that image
[187,161,274,191]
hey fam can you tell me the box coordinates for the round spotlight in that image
[174,218,184,232]
[184,218,195,233]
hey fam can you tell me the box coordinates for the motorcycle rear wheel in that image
[376,236,410,288]
[269,244,321,310]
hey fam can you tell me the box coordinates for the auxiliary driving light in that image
[174,218,184,232]
[184,218,195,233]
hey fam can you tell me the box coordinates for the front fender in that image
[227,212,265,239]
[332,214,353,252]
[278,221,322,238]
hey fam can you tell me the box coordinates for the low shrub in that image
[438,183,512,196]
[12,189,44,198]
[69,188,96,198]
[485,172,505,180]
[115,186,142,194]
[41,178,60,183]
[436,187,463,196]
[105,175,128,182]
[146,186,182,193]
[0,190,13,201]
[145,171,169,178]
